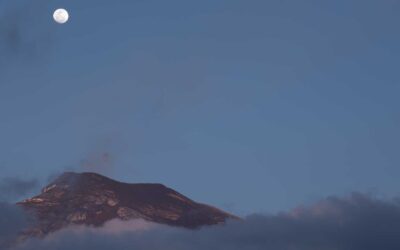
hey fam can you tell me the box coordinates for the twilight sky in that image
[0,0,399,215]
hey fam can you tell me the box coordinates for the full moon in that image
[53,8,69,24]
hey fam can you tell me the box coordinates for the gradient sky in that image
[1,0,399,215]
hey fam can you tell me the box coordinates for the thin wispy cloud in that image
[0,0,54,69]
[0,177,39,201]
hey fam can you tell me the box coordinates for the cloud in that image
[0,177,39,201]
[12,193,400,250]
[0,203,31,249]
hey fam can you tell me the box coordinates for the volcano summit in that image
[18,172,237,237]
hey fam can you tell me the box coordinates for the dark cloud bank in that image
[0,203,30,248]
[0,177,38,248]
[2,193,399,250]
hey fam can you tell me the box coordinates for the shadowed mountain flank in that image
[18,172,237,237]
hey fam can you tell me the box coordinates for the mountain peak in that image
[19,172,237,237]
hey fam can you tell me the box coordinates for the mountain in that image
[18,172,237,237]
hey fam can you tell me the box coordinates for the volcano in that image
[18,172,237,237]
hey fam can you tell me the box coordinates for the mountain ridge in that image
[18,172,237,237]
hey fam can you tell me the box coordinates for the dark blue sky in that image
[1,0,399,214]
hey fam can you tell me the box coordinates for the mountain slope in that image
[18,172,237,237]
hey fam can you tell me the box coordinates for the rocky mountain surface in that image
[18,172,236,237]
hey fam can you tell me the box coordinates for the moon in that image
[53,9,69,24]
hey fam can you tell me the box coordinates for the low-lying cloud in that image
[0,203,31,248]
[0,177,38,249]
[11,193,400,250]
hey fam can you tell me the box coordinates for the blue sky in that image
[1,0,399,214]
